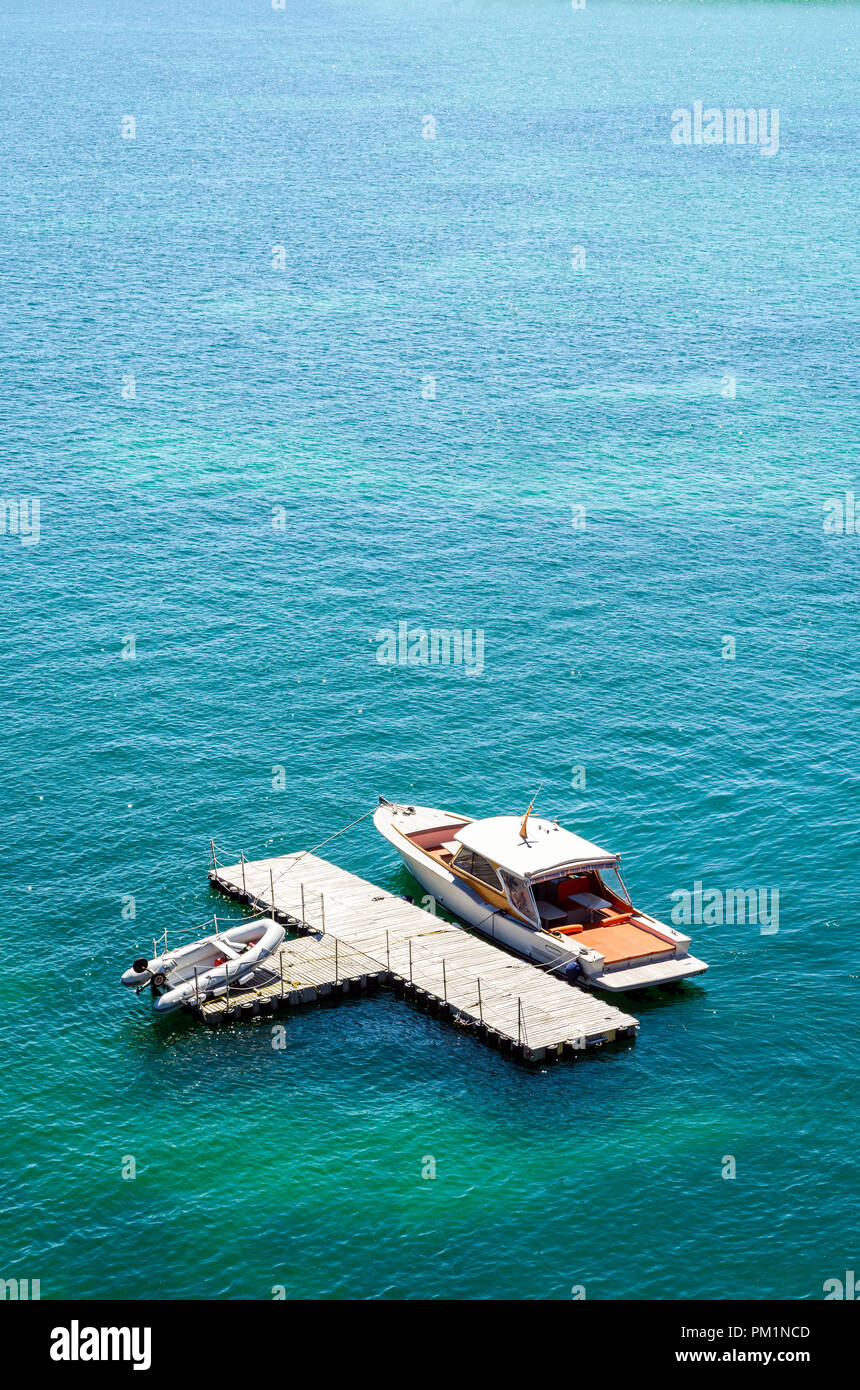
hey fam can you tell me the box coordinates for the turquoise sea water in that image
[1,0,857,1300]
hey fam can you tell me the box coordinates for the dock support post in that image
[335,938,338,985]
[320,893,325,936]
[442,959,447,1003]
[300,883,305,926]
[386,930,390,971]
[213,913,219,935]
[477,978,483,1024]
[409,939,413,983]
[518,997,524,1046]
[269,867,275,914]
[194,967,200,1009]
[240,852,246,895]
[225,966,230,1013]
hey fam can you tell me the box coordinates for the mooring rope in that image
[256,806,380,895]
[209,804,380,908]
[292,806,378,862]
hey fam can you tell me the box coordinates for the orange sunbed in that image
[572,921,675,965]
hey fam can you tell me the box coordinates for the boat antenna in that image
[519,781,544,840]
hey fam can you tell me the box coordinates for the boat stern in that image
[121,957,153,989]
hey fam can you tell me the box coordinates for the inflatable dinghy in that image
[121,918,286,1014]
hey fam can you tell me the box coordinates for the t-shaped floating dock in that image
[205,845,638,1063]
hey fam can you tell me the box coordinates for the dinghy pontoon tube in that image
[121,918,286,1014]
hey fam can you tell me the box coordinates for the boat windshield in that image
[595,865,631,907]
[499,870,539,926]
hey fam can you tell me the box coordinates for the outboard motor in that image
[121,957,153,989]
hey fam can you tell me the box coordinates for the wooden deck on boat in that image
[206,850,639,1063]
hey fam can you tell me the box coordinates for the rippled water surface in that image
[1,0,857,1299]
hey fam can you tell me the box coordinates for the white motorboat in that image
[374,797,708,992]
[121,918,285,1014]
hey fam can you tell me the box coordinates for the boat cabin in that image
[400,813,676,966]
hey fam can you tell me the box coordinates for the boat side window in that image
[454,848,502,890]
[499,870,539,927]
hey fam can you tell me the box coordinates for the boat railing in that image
[209,839,245,871]
[400,931,532,1049]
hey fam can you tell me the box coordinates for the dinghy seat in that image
[214,940,242,960]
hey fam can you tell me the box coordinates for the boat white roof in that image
[454,816,618,878]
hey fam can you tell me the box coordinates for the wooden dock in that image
[206,847,638,1063]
